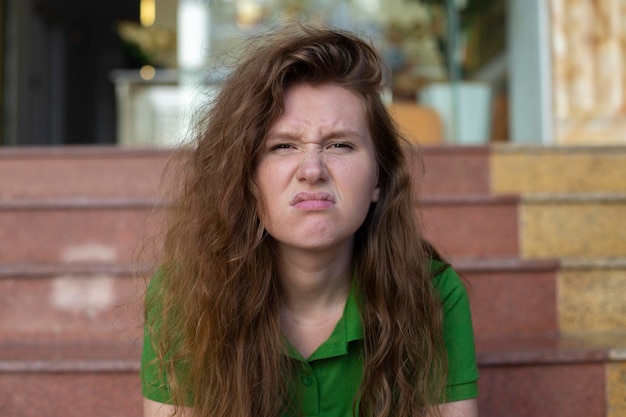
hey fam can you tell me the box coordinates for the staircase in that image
[482,145,626,417]
[0,147,169,417]
[1,144,625,416]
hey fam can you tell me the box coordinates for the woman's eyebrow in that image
[266,132,299,141]
[323,129,363,140]
[267,129,363,141]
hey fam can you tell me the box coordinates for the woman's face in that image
[255,83,379,254]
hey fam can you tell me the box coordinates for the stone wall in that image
[550,0,626,144]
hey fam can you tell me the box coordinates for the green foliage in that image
[416,0,499,15]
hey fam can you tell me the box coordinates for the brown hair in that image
[145,22,447,417]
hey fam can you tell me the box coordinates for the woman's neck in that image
[275,242,354,359]
[275,241,353,314]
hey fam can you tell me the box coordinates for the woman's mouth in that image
[291,191,335,210]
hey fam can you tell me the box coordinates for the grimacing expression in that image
[255,83,379,254]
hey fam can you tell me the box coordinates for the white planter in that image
[419,81,493,144]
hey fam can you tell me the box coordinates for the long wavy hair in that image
[145,23,447,417]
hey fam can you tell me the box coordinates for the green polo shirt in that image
[141,261,479,415]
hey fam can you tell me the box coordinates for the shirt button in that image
[301,375,313,386]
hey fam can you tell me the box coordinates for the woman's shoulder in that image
[428,259,469,307]
[144,266,171,318]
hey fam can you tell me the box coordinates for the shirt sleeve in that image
[431,262,480,402]
[140,270,177,404]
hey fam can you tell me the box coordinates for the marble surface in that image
[0,372,142,417]
[491,149,626,194]
[421,196,519,259]
[520,200,626,259]
[550,0,626,145]
[0,148,170,200]
[559,268,626,333]
[476,332,626,366]
[467,269,558,339]
[479,362,605,417]
[608,362,626,417]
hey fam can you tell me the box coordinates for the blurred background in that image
[4,0,626,147]
[1,1,626,417]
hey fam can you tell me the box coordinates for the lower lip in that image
[294,200,334,210]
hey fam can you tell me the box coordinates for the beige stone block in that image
[555,119,626,145]
[608,362,626,417]
[521,198,626,259]
[559,268,626,333]
[491,148,626,194]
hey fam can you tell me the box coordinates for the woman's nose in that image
[296,150,328,183]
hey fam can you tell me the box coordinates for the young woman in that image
[141,24,479,417]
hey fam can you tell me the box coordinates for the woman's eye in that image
[270,143,293,151]
[329,143,352,149]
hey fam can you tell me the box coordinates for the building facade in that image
[2,0,625,146]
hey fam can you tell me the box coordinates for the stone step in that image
[0,194,518,263]
[2,333,625,417]
[421,194,519,259]
[491,144,626,194]
[0,263,147,344]
[0,258,557,343]
[0,145,491,200]
[10,144,624,201]
[519,193,626,259]
[0,341,142,417]
[0,198,163,264]
[558,259,626,334]
[416,145,491,196]
[0,147,170,200]
[476,333,626,417]
[454,258,559,339]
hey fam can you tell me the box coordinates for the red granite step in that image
[476,333,626,417]
[480,362,605,417]
[453,258,559,339]
[0,263,148,344]
[2,332,624,417]
[0,258,557,344]
[417,145,491,196]
[0,199,163,264]
[0,341,142,417]
[421,194,519,259]
[0,147,170,200]
[0,193,517,264]
[0,372,141,417]
[0,145,490,200]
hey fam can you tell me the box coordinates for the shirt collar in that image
[285,276,364,362]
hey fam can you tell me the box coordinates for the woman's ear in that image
[371,186,380,203]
